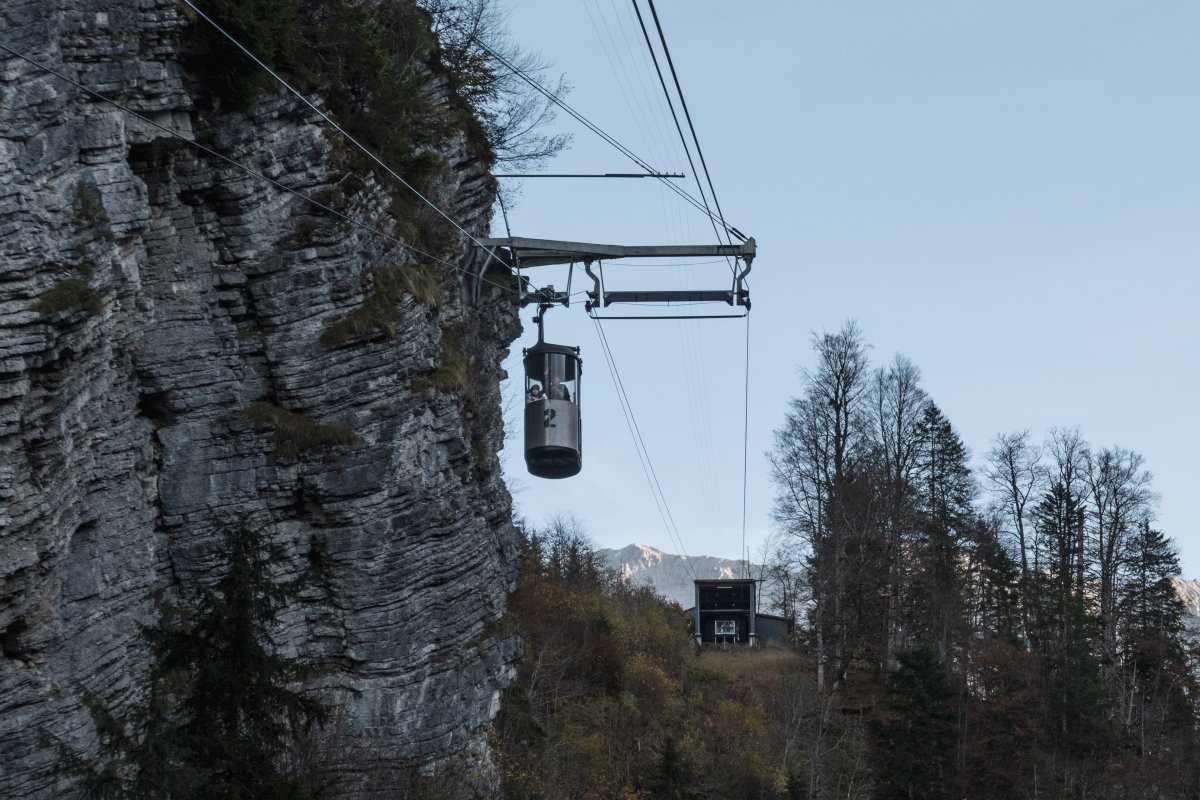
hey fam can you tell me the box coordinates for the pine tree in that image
[914,403,973,532]
[872,647,956,800]
[903,403,974,659]
[88,521,328,799]
[1119,521,1186,668]
[646,735,693,800]
[1116,521,1194,746]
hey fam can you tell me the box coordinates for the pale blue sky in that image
[495,1,1200,575]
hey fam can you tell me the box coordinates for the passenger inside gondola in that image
[548,374,570,401]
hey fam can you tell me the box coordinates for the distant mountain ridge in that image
[600,545,1200,636]
[596,543,758,609]
[1174,578,1200,642]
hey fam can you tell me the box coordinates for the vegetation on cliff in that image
[319,263,441,347]
[31,278,103,317]
[238,402,359,460]
[188,0,566,175]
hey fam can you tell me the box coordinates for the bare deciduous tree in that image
[421,0,572,170]
[870,354,926,667]
[871,354,927,490]
[984,430,1044,637]
[1047,426,1089,595]
[771,321,872,690]
[1085,446,1154,662]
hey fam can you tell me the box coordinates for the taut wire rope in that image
[590,316,698,581]
[645,0,735,248]
[741,312,752,579]
[629,0,734,277]
[459,28,744,241]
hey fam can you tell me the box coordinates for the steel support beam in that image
[477,236,755,268]
[475,236,755,311]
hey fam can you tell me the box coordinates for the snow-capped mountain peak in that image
[598,544,753,608]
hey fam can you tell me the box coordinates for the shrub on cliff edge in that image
[239,401,359,460]
[31,278,103,317]
[319,263,440,348]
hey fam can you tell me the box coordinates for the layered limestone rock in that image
[0,0,521,794]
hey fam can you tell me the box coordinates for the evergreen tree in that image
[903,403,974,659]
[1029,482,1088,639]
[646,735,694,800]
[914,403,973,531]
[872,647,956,800]
[962,517,1022,645]
[958,639,1046,799]
[88,521,327,800]
[1119,521,1186,667]
[1117,521,1194,746]
[1028,484,1112,760]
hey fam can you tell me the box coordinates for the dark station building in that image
[687,578,788,646]
[693,579,755,644]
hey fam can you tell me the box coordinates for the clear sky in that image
[492,1,1200,576]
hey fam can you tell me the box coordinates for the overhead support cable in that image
[493,172,684,178]
[628,0,731,267]
[580,0,677,172]
[627,0,752,572]
[587,313,747,321]
[645,0,734,248]
[741,313,752,579]
[590,316,698,581]
[461,30,746,241]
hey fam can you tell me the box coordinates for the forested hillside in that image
[495,323,1199,800]
[493,522,867,799]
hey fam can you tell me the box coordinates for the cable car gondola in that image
[523,309,582,479]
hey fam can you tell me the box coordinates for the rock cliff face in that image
[0,0,521,794]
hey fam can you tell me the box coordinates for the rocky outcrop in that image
[0,0,521,795]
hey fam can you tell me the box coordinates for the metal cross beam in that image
[477,236,754,268]
[475,236,755,311]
